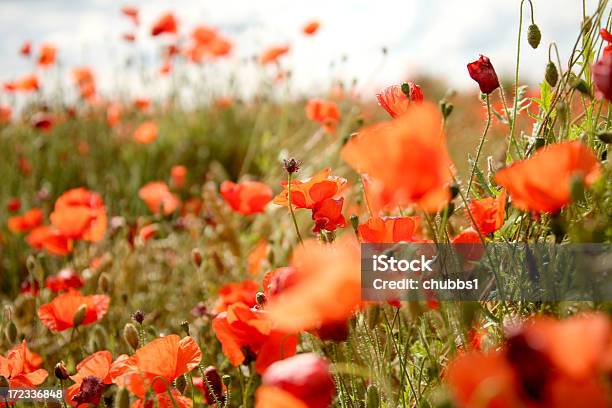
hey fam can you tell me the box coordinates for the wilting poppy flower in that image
[113,335,201,398]
[121,5,139,25]
[0,104,12,123]
[26,225,72,256]
[303,20,320,35]
[138,181,180,215]
[273,168,347,210]
[151,12,177,36]
[8,208,43,233]
[312,197,346,233]
[214,280,259,312]
[37,290,110,331]
[247,240,269,276]
[0,340,48,388]
[45,268,84,293]
[467,55,500,94]
[267,234,360,332]
[306,99,340,133]
[38,43,57,67]
[20,41,31,57]
[467,191,507,235]
[376,82,424,118]
[66,351,113,407]
[358,216,421,243]
[260,45,290,64]
[220,180,273,215]
[50,188,107,242]
[133,121,158,144]
[342,102,453,213]
[257,353,335,408]
[4,73,39,92]
[170,165,187,188]
[212,303,298,374]
[495,141,600,213]
[593,53,612,101]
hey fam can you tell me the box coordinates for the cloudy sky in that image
[0,0,601,100]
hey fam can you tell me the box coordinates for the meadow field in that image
[0,1,611,407]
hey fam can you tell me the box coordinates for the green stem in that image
[467,94,491,197]
[286,173,304,244]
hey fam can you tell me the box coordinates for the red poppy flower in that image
[7,198,21,213]
[122,32,136,42]
[37,290,110,332]
[376,82,424,118]
[38,43,57,67]
[262,266,300,298]
[106,103,122,127]
[45,268,84,293]
[151,12,178,36]
[358,216,421,243]
[247,240,269,276]
[8,208,43,233]
[138,181,180,215]
[50,188,107,242]
[20,280,40,296]
[312,197,346,233]
[273,168,347,210]
[257,353,335,408]
[170,165,187,189]
[267,235,360,333]
[220,181,273,215]
[214,280,259,312]
[20,41,31,57]
[593,53,612,101]
[600,28,612,56]
[121,5,139,25]
[260,45,290,64]
[495,141,600,213]
[0,105,12,123]
[72,67,96,100]
[4,74,39,93]
[451,227,484,263]
[134,121,157,144]
[131,391,192,408]
[0,340,48,388]
[467,55,500,94]
[66,351,113,407]
[303,20,320,35]
[341,102,453,213]
[213,303,298,374]
[467,190,507,235]
[8,341,43,373]
[26,225,73,256]
[113,335,201,398]
[306,99,340,133]
[31,112,54,132]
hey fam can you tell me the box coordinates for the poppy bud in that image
[593,54,612,101]
[545,62,558,87]
[4,321,17,343]
[180,320,190,335]
[115,388,130,408]
[366,384,380,408]
[467,55,500,94]
[202,366,224,405]
[98,273,111,293]
[123,323,140,350]
[222,374,231,386]
[527,24,541,49]
[54,361,70,380]
[255,292,266,306]
[570,75,592,97]
[449,183,460,199]
[439,99,454,119]
[556,100,568,124]
[191,248,203,267]
[175,375,187,394]
[597,130,612,143]
[73,304,88,327]
[349,215,359,235]
[582,16,592,33]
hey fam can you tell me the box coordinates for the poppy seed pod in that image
[123,323,139,350]
[467,55,500,94]
[72,304,88,327]
[527,24,541,49]
[54,361,70,380]
[545,62,559,87]
[180,320,190,335]
[366,384,380,408]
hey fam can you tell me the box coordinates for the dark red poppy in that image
[593,53,612,101]
[151,12,177,36]
[467,55,500,94]
[45,268,84,293]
